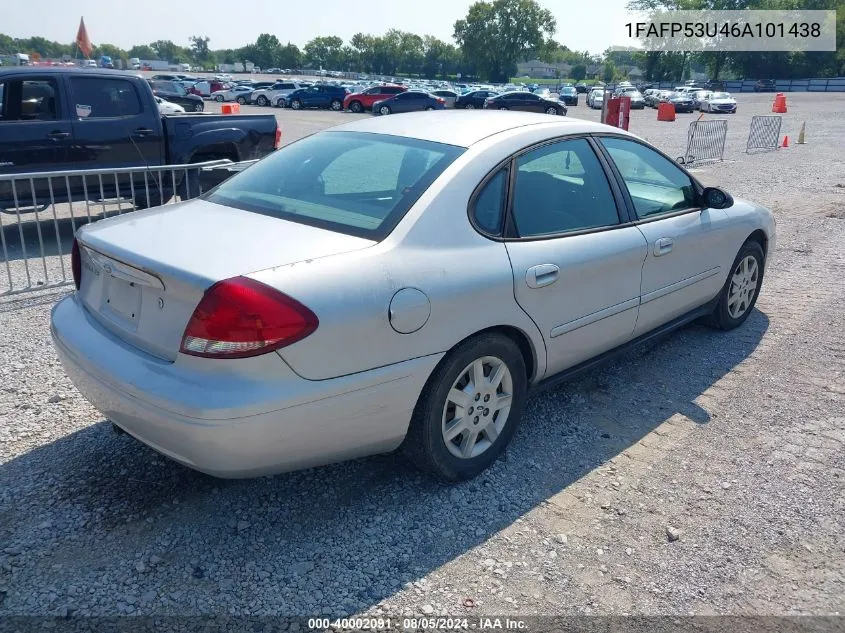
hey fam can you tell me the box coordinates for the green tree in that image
[253,33,282,69]
[454,0,556,82]
[150,40,182,63]
[189,36,211,63]
[602,60,616,83]
[278,43,302,69]
[571,64,586,80]
[304,35,344,69]
[127,44,156,60]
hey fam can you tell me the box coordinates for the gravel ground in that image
[1,93,844,621]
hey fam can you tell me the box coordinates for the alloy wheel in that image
[727,255,759,319]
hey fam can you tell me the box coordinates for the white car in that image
[701,92,737,113]
[155,96,185,114]
[210,85,255,104]
[588,89,606,109]
[248,82,305,107]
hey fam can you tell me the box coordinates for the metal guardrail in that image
[746,116,783,153]
[680,119,728,166]
[648,78,845,93]
[0,159,256,297]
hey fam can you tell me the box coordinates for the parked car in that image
[149,80,205,112]
[587,88,605,109]
[691,89,714,109]
[574,83,588,93]
[286,85,349,111]
[372,91,446,115]
[614,87,645,109]
[642,89,661,107]
[343,84,406,113]
[666,91,696,113]
[50,111,775,481]
[154,96,185,114]
[210,85,255,104]
[151,74,186,82]
[0,67,280,210]
[484,91,566,115]
[754,79,776,92]
[251,82,305,107]
[431,89,458,108]
[455,90,499,109]
[558,86,578,106]
[700,92,737,113]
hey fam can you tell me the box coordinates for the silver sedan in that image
[51,111,776,481]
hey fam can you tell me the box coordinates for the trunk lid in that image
[76,198,374,361]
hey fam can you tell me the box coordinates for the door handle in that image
[133,128,154,137]
[46,131,70,140]
[526,264,560,289]
[654,237,674,257]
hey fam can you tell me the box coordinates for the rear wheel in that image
[465,103,475,109]
[193,103,204,112]
[498,106,509,111]
[707,241,765,330]
[214,94,224,102]
[425,106,435,111]
[236,96,247,105]
[330,99,343,111]
[402,334,528,481]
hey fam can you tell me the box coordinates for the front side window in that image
[600,137,698,219]
[206,131,464,240]
[69,77,142,118]
[511,138,619,237]
[0,79,59,121]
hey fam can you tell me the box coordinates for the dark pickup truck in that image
[0,67,280,209]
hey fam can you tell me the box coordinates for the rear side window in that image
[69,77,142,118]
[511,138,619,237]
[472,169,508,235]
[0,79,59,121]
[206,131,464,240]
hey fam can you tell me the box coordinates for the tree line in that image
[1,0,842,82]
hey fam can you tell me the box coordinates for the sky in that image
[0,0,634,57]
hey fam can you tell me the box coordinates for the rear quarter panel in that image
[162,114,277,163]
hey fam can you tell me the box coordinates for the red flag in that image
[76,17,92,58]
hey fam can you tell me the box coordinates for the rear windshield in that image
[205,131,464,240]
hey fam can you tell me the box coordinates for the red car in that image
[343,84,407,113]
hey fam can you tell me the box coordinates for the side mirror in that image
[701,186,734,209]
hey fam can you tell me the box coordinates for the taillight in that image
[274,125,282,149]
[180,277,318,359]
[71,239,81,290]
[437,98,445,104]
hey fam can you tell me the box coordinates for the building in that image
[516,59,572,79]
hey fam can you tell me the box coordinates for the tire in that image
[214,94,224,102]
[545,106,557,115]
[465,103,475,109]
[256,95,268,106]
[401,333,528,481]
[498,106,509,111]
[425,106,435,111]
[349,101,363,113]
[193,103,204,112]
[236,96,247,105]
[379,105,391,115]
[706,240,765,331]
[291,99,302,110]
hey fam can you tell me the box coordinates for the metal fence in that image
[0,159,255,297]
[679,119,728,166]
[647,78,845,93]
[746,115,783,153]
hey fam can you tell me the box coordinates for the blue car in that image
[285,85,348,111]
[372,91,445,115]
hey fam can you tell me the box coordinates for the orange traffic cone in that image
[772,92,787,113]
[781,135,789,148]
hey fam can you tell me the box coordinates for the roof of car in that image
[0,66,140,77]
[326,111,618,148]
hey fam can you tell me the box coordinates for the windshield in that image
[205,131,465,240]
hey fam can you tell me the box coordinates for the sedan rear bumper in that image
[51,294,442,478]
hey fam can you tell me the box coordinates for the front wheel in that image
[236,96,247,105]
[545,106,557,115]
[214,94,224,102]
[498,106,509,111]
[379,105,391,115]
[256,95,268,106]
[330,99,343,111]
[193,103,204,112]
[425,106,435,111]
[291,99,302,110]
[349,101,363,113]
[401,334,528,481]
[707,241,765,330]
[464,103,475,109]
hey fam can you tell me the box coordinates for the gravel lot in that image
[1,92,844,622]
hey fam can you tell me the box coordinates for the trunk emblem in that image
[158,298,165,309]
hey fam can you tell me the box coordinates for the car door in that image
[597,135,730,336]
[487,136,648,376]
[0,74,74,206]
